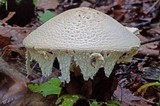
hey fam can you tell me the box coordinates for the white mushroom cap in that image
[23,7,140,52]
[125,27,140,36]
[23,7,140,83]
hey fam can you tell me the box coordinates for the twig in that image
[144,0,160,14]
[1,12,16,23]
[141,36,160,45]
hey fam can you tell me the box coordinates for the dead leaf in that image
[142,67,160,81]
[0,57,28,83]
[80,1,92,7]
[0,24,34,46]
[114,85,150,106]
[112,9,126,21]
[2,44,25,61]
[24,93,49,106]
[0,24,36,61]
[150,23,160,34]
[139,46,159,56]
[38,0,59,10]
[138,35,159,56]
[0,35,11,48]
[0,57,28,105]
[1,81,27,105]
[95,6,111,13]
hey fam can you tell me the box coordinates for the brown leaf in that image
[0,35,11,48]
[114,85,149,106]
[0,24,33,46]
[139,46,159,56]
[0,57,28,83]
[2,44,25,61]
[141,67,160,81]
[0,24,35,61]
[0,57,28,105]
[80,1,92,7]
[112,9,126,21]
[138,35,159,56]
[95,5,112,13]
[38,0,59,10]
[24,93,49,106]
[150,23,160,34]
[1,81,27,105]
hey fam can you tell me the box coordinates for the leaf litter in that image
[0,0,160,106]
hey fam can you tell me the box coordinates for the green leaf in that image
[33,0,38,6]
[0,0,6,4]
[56,95,79,106]
[38,10,55,23]
[28,78,62,97]
[90,100,98,106]
[0,0,7,10]
[106,100,121,106]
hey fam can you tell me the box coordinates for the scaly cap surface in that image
[23,7,140,52]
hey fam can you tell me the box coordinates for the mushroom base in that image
[62,64,119,101]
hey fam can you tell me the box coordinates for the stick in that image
[141,36,160,45]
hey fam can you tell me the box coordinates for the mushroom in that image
[125,27,140,36]
[23,7,140,83]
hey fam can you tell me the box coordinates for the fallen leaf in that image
[138,35,159,56]
[95,5,111,13]
[2,44,25,61]
[80,1,92,7]
[0,24,34,46]
[141,67,160,81]
[0,58,28,105]
[138,46,159,56]
[112,9,126,21]
[150,23,160,34]
[1,81,27,105]
[37,0,59,10]
[0,35,11,48]
[114,85,149,106]
[0,23,36,61]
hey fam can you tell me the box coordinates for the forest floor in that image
[0,0,160,106]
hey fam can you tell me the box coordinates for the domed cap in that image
[23,7,140,52]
